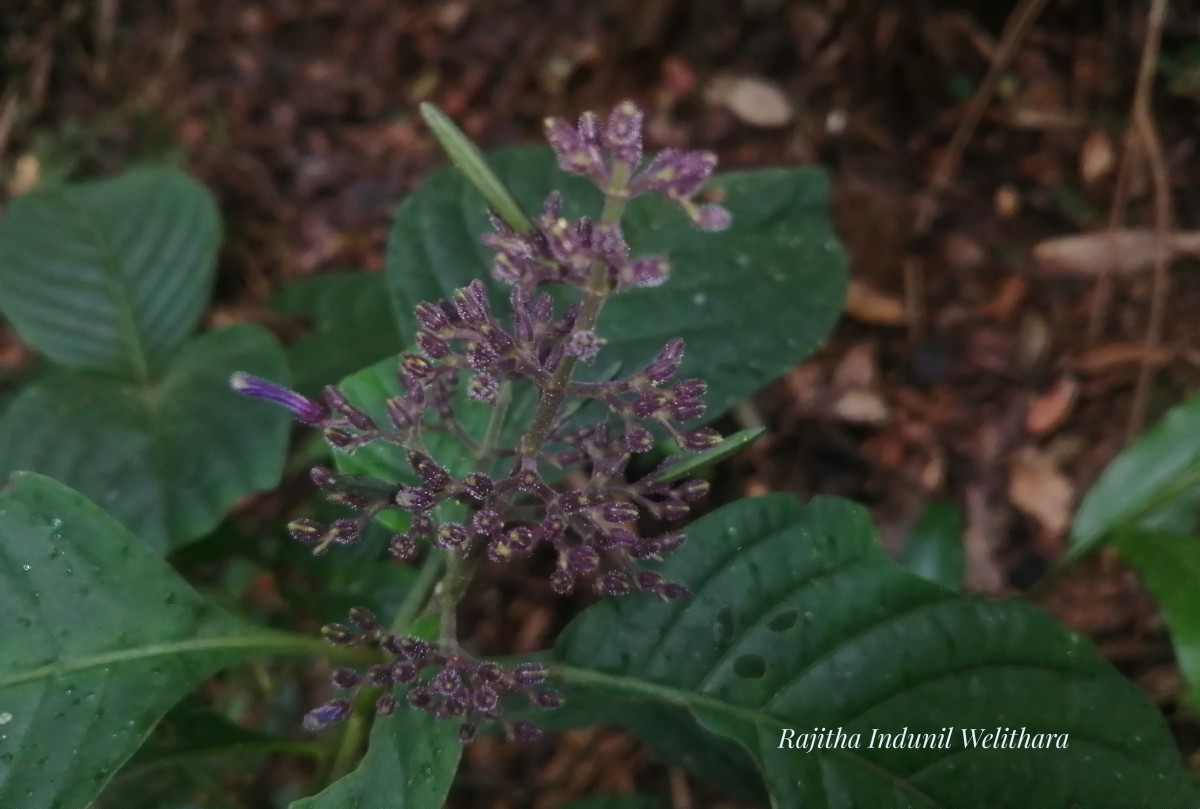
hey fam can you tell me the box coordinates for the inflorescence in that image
[232,100,730,742]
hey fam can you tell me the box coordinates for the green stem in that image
[391,550,447,634]
[327,687,376,783]
[519,167,630,455]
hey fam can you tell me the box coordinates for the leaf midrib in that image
[0,631,335,690]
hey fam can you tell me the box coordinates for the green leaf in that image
[901,500,965,590]
[0,473,327,809]
[0,325,290,552]
[552,495,1196,808]
[97,697,320,809]
[1114,527,1200,711]
[562,797,664,809]
[272,272,404,397]
[386,147,847,416]
[1069,392,1200,564]
[650,427,764,483]
[290,708,462,809]
[0,167,221,380]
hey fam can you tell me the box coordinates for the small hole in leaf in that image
[768,609,798,632]
[734,654,766,679]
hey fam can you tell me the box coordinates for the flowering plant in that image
[0,100,1195,809]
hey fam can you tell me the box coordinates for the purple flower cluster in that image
[311,608,559,743]
[232,100,730,741]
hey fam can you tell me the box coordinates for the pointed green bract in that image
[0,474,325,809]
[552,495,1197,808]
[0,167,220,380]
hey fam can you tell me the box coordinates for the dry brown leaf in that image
[1034,229,1200,275]
[829,389,890,425]
[1080,130,1116,186]
[707,74,794,128]
[1072,343,1174,374]
[833,342,879,389]
[1008,447,1074,535]
[845,279,907,325]
[1026,376,1079,435]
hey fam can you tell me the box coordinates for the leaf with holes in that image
[0,325,290,552]
[0,167,220,380]
[386,147,846,416]
[290,707,462,809]
[0,473,327,809]
[272,272,403,397]
[551,495,1197,808]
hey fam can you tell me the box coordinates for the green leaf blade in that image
[290,708,462,809]
[552,495,1197,808]
[0,167,221,378]
[0,325,291,552]
[0,473,305,809]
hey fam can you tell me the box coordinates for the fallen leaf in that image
[1026,376,1079,435]
[1009,447,1074,535]
[845,279,907,325]
[1080,129,1116,186]
[1034,229,1200,275]
[707,74,794,128]
[829,389,890,425]
[1072,343,1174,374]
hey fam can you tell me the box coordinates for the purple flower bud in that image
[414,301,450,331]
[468,373,500,403]
[602,527,638,549]
[514,459,544,493]
[375,693,398,716]
[671,401,706,422]
[408,451,450,489]
[458,722,479,743]
[388,533,417,560]
[472,686,500,716]
[395,486,435,512]
[693,203,732,231]
[655,531,686,553]
[636,570,665,591]
[309,466,335,488]
[674,378,707,399]
[391,635,432,662]
[549,569,574,594]
[597,570,634,595]
[230,373,325,424]
[288,518,323,545]
[303,699,351,731]
[384,396,413,429]
[323,427,357,449]
[410,514,434,536]
[432,667,463,695]
[627,256,670,288]
[408,688,433,710]
[348,607,379,631]
[564,545,600,576]
[646,339,685,382]
[321,623,358,646]
[565,330,604,362]
[558,490,591,514]
[328,519,361,545]
[679,428,721,450]
[544,116,593,176]
[391,661,418,684]
[366,663,393,685]
[676,479,710,501]
[417,330,451,359]
[401,354,433,380]
[533,689,566,710]
[661,582,692,599]
[323,385,351,411]
[436,522,471,550]
[658,499,690,521]
[452,281,489,326]
[624,425,655,453]
[472,508,502,536]
[331,667,360,689]
[464,472,494,500]
[634,148,717,200]
[601,501,639,523]
[513,662,548,685]
[604,100,644,167]
[512,720,544,743]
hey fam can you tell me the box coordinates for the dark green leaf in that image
[97,697,320,809]
[901,500,965,590]
[1114,527,1200,711]
[0,473,326,809]
[650,427,764,483]
[0,167,220,380]
[552,495,1196,808]
[386,147,847,416]
[1069,392,1200,564]
[272,272,403,396]
[290,708,462,809]
[0,325,290,552]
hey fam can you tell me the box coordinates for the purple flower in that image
[230,373,324,424]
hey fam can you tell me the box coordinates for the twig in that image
[1125,0,1173,440]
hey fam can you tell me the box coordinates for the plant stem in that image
[391,550,447,634]
[519,166,630,455]
[327,687,376,783]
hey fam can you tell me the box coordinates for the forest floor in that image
[3,1,1200,805]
